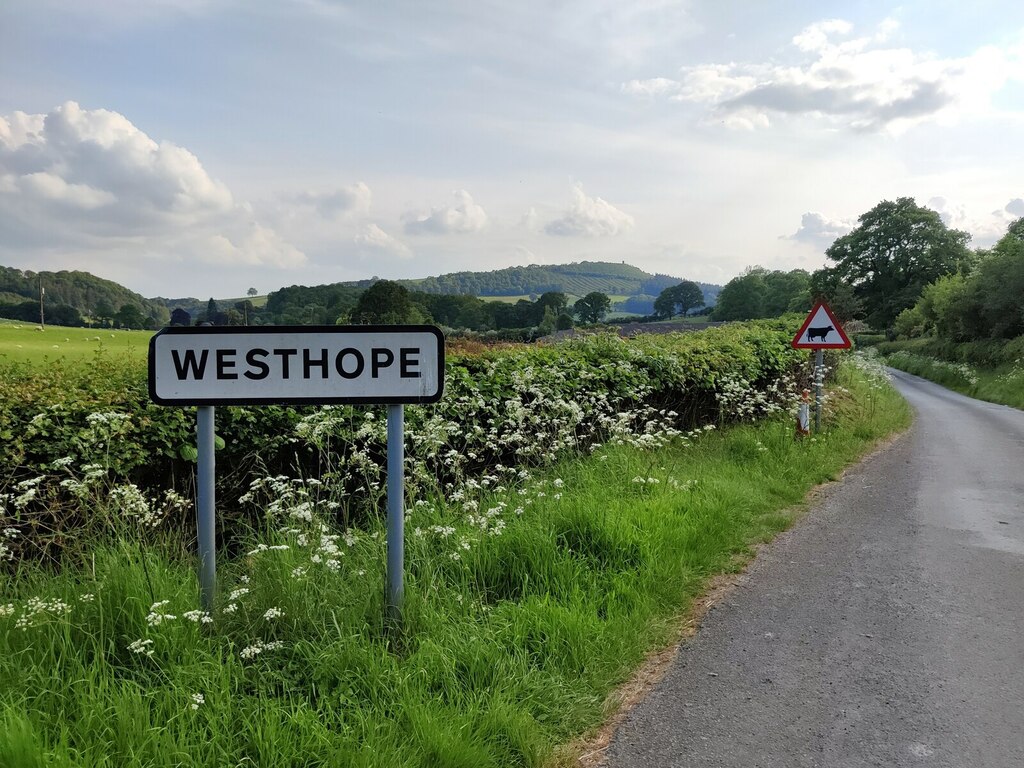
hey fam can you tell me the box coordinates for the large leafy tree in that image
[350,280,427,324]
[713,268,812,321]
[822,197,972,328]
[573,291,611,323]
[653,281,704,319]
[712,269,766,320]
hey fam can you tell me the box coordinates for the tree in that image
[535,291,568,319]
[822,197,972,329]
[350,280,427,324]
[762,270,810,315]
[972,228,1024,339]
[712,269,766,321]
[653,281,704,319]
[114,303,146,329]
[93,299,115,328]
[809,269,861,322]
[247,287,258,297]
[234,300,255,326]
[573,292,611,323]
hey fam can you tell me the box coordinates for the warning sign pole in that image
[814,349,824,432]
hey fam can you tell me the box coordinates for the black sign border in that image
[148,325,446,406]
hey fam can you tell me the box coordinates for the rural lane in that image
[604,370,1024,767]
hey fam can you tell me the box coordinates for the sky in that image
[2,0,1023,299]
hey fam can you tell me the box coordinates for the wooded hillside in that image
[0,267,169,327]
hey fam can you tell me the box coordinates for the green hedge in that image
[1,322,810,558]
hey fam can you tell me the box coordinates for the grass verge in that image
[883,348,1024,409]
[0,360,910,767]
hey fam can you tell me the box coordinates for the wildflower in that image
[0,604,14,617]
[146,601,177,626]
[222,603,238,614]
[190,693,205,710]
[228,587,250,601]
[182,610,213,624]
[128,638,154,657]
[263,607,284,621]
[239,639,284,660]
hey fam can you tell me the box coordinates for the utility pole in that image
[39,278,45,329]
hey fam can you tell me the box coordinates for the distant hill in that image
[343,261,721,309]
[0,266,169,325]
[0,261,721,329]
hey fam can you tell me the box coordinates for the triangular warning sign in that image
[792,301,851,349]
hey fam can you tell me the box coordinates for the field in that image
[0,324,910,766]
[0,319,151,366]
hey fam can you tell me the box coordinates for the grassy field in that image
[0,357,910,767]
[0,320,152,366]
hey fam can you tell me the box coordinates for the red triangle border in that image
[791,301,852,349]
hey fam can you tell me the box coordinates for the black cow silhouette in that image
[807,325,834,342]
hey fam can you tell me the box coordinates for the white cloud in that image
[621,77,680,98]
[783,212,854,250]
[792,19,853,53]
[0,101,305,269]
[292,183,372,219]
[623,19,1024,132]
[354,223,411,258]
[403,190,488,235]
[928,196,971,230]
[544,184,634,237]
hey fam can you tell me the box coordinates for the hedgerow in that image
[1,321,809,562]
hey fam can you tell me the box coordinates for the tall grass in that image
[0,361,910,767]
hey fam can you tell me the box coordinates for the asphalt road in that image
[605,370,1024,767]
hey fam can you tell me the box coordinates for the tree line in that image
[709,197,1019,342]
[892,218,1023,343]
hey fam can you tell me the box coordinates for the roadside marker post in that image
[148,325,445,622]
[792,302,851,432]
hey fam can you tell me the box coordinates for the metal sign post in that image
[386,404,404,623]
[148,325,444,623]
[814,349,824,433]
[196,406,217,612]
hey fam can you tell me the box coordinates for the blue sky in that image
[2,0,1023,298]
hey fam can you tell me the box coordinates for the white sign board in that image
[149,325,444,405]
[791,302,851,349]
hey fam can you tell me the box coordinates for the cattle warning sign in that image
[149,325,445,405]
[791,302,851,349]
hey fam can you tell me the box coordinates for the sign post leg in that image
[386,404,405,626]
[197,406,217,614]
[814,349,824,433]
